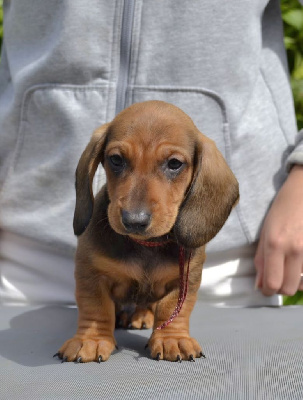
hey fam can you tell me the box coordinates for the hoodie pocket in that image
[1,84,112,250]
[128,86,230,159]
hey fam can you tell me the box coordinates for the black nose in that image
[121,210,151,233]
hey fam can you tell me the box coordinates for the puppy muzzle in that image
[121,209,151,234]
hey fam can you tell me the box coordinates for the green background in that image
[0,1,302,304]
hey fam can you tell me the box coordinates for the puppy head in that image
[74,101,239,248]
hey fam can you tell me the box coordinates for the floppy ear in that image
[73,123,110,236]
[174,132,239,249]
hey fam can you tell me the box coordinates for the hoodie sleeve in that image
[286,129,303,170]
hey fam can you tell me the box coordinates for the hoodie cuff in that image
[286,129,303,172]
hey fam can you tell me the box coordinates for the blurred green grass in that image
[281,0,303,131]
[0,1,2,48]
[0,2,302,304]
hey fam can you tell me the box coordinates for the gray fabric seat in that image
[1,302,303,399]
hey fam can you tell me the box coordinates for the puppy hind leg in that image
[115,304,136,329]
[130,304,155,329]
[116,304,155,330]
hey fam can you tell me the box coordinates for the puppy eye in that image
[110,154,123,166]
[167,158,183,171]
[109,154,124,168]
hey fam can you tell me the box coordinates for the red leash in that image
[131,238,192,330]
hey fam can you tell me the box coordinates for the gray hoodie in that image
[0,0,302,257]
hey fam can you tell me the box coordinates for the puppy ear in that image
[73,123,110,236]
[174,132,239,249]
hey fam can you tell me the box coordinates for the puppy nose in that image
[121,210,151,233]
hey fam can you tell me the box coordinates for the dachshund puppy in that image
[56,100,239,363]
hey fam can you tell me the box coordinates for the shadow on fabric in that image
[0,306,150,367]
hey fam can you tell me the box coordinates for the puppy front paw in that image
[148,333,204,362]
[54,336,117,363]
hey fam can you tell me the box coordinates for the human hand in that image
[254,165,303,296]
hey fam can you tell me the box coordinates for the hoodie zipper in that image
[116,0,136,115]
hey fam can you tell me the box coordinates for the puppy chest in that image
[110,274,179,305]
[92,248,181,305]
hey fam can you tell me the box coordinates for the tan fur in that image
[57,101,239,363]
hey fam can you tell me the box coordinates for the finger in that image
[279,255,303,296]
[254,267,263,290]
[262,247,284,296]
[254,235,265,289]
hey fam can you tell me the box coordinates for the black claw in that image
[189,354,195,362]
[142,323,147,329]
[127,323,133,330]
[200,351,206,359]
[61,356,68,363]
[176,355,182,363]
[115,345,119,350]
[144,343,149,350]
[98,355,103,363]
[155,352,161,361]
[53,352,61,359]
[76,357,82,363]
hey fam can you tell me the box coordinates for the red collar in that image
[131,237,172,248]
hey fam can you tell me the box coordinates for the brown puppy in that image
[56,100,239,363]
